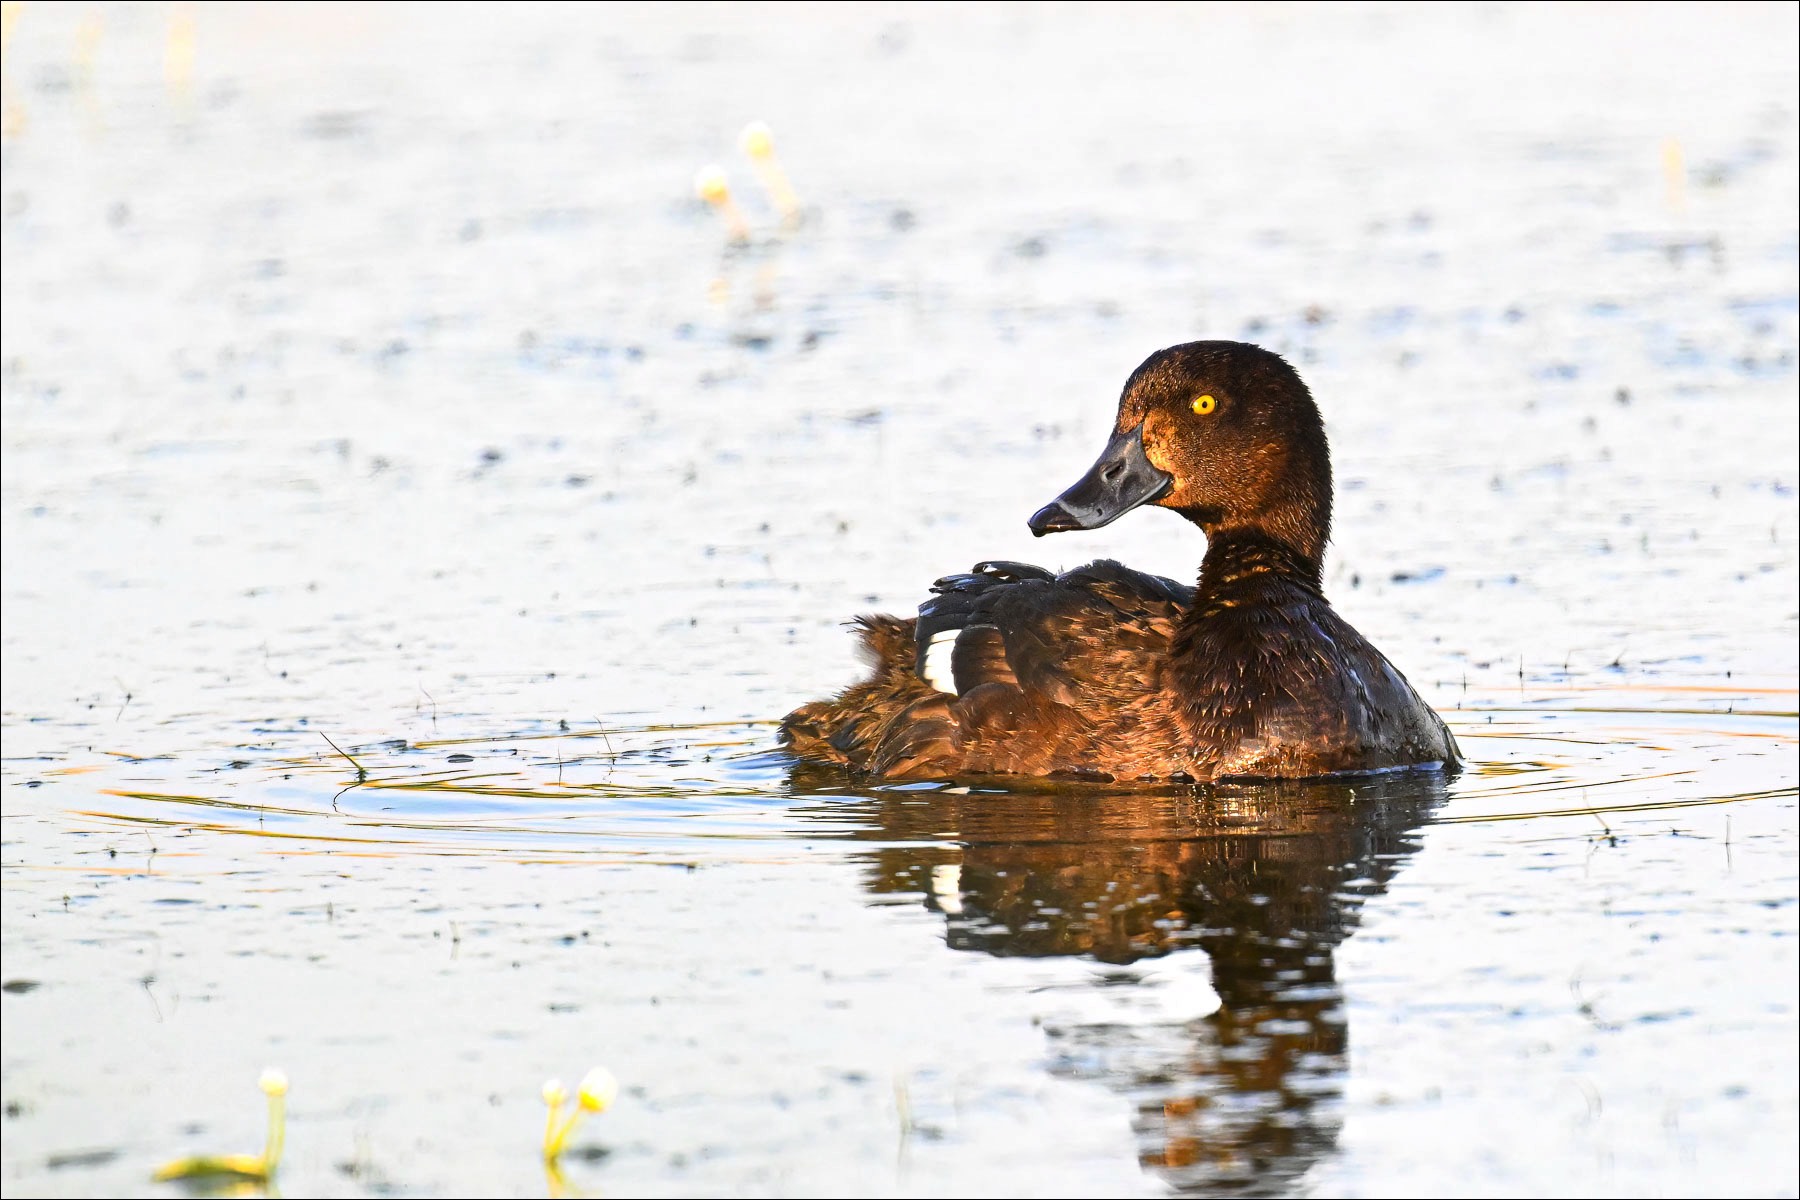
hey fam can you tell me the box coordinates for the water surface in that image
[3,4,1796,1197]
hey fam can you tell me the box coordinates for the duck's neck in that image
[1194,529,1324,603]
[1183,427,1331,604]
[1168,531,1324,668]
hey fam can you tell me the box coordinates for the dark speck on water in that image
[44,1148,121,1172]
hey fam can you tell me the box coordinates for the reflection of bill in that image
[796,771,1445,1195]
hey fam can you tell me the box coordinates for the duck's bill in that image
[1028,424,1174,536]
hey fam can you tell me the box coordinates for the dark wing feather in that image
[914,558,1191,705]
[970,580,1090,705]
[914,562,1046,689]
[915,561,1058,666]
[950,624,1017,692]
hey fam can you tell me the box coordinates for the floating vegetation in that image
[739,120,802,225]
[152,1068,287,1185]
[695,119,804,246]
[695,165,750,244]
[541,1067,619,1164]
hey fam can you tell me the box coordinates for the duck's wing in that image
[915,559,1191,705]
[782,560,1192,779]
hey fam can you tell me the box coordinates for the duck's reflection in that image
[789,769,1446,1195]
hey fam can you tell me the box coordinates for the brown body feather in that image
[778,549,1456,781]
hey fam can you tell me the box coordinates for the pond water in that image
[2,4,1796,1197]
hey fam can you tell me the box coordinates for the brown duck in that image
[779,340,1459,782]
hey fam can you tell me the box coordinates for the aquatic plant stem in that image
[262,1088,285,1173]
[319,732,367,781]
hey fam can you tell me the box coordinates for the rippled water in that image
[3,4,1797,1198]
[6,688,1796,1196]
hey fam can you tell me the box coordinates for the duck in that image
[779,340,1460,782]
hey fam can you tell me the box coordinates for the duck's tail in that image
[779,615,956,774]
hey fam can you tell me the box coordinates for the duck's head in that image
[1028,341,1333,564]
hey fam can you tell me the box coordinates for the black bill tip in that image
[1028,500,1085,537]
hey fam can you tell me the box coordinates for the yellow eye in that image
[1192,394,1217,416]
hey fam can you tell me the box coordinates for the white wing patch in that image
[930,863,964,915]
[921,629,960,695]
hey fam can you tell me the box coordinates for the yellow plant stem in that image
[544,1105,586,1161]
[262,1088,286,1173]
